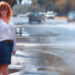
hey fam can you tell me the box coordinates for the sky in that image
[21,0,32,5]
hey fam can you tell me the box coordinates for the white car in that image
[46,11,55,19]
[67,11,75,22]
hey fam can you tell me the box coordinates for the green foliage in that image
[32,0,56,11]
[37,0,44,5]
[0,0,17,7]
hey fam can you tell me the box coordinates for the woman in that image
[0,1,16,75]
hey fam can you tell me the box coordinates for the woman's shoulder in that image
[9,17,15,26]
[9,17,14,23]
[10,17,14,20]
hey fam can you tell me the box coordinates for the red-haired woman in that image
[0,1,16,75]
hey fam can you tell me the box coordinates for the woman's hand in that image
[12,51,16,55]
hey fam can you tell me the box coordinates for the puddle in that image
[9,69,21,74]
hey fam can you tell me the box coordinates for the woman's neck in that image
[0,16,9,24]
[1,16,8,19]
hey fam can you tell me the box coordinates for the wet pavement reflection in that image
[9,19,75,75]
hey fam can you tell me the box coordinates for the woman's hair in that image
[0,1,12,19]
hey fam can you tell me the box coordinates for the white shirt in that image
[0,18,16,51]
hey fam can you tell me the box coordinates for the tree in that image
[0,0,17,7]
[37,0,45,6]
[31,0,57,12]
[37,0,56,11]
[8,0,16,7]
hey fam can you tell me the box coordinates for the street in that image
[9,17,75,75]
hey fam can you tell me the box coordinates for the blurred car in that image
[39,12,46,21]
[67,11,75,22]
[46,11,55,19]
[25,12,33,17]
[28,12,42,24]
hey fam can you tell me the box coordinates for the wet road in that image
[9,18,75,75]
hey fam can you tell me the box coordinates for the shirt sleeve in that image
[11,17,17,51]
[13,27,16,51]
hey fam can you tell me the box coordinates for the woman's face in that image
[0,5,8,17]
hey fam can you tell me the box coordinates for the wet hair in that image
[0,1,12,19]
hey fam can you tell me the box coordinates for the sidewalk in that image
[9,49,62,75]
[10,70,60,75]
[9,37,69,75]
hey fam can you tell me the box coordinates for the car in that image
[25,12,33,17]
[39,12,46,21]
[46,11,55,19]
[67,11,75,22]
[28,12,42,24]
